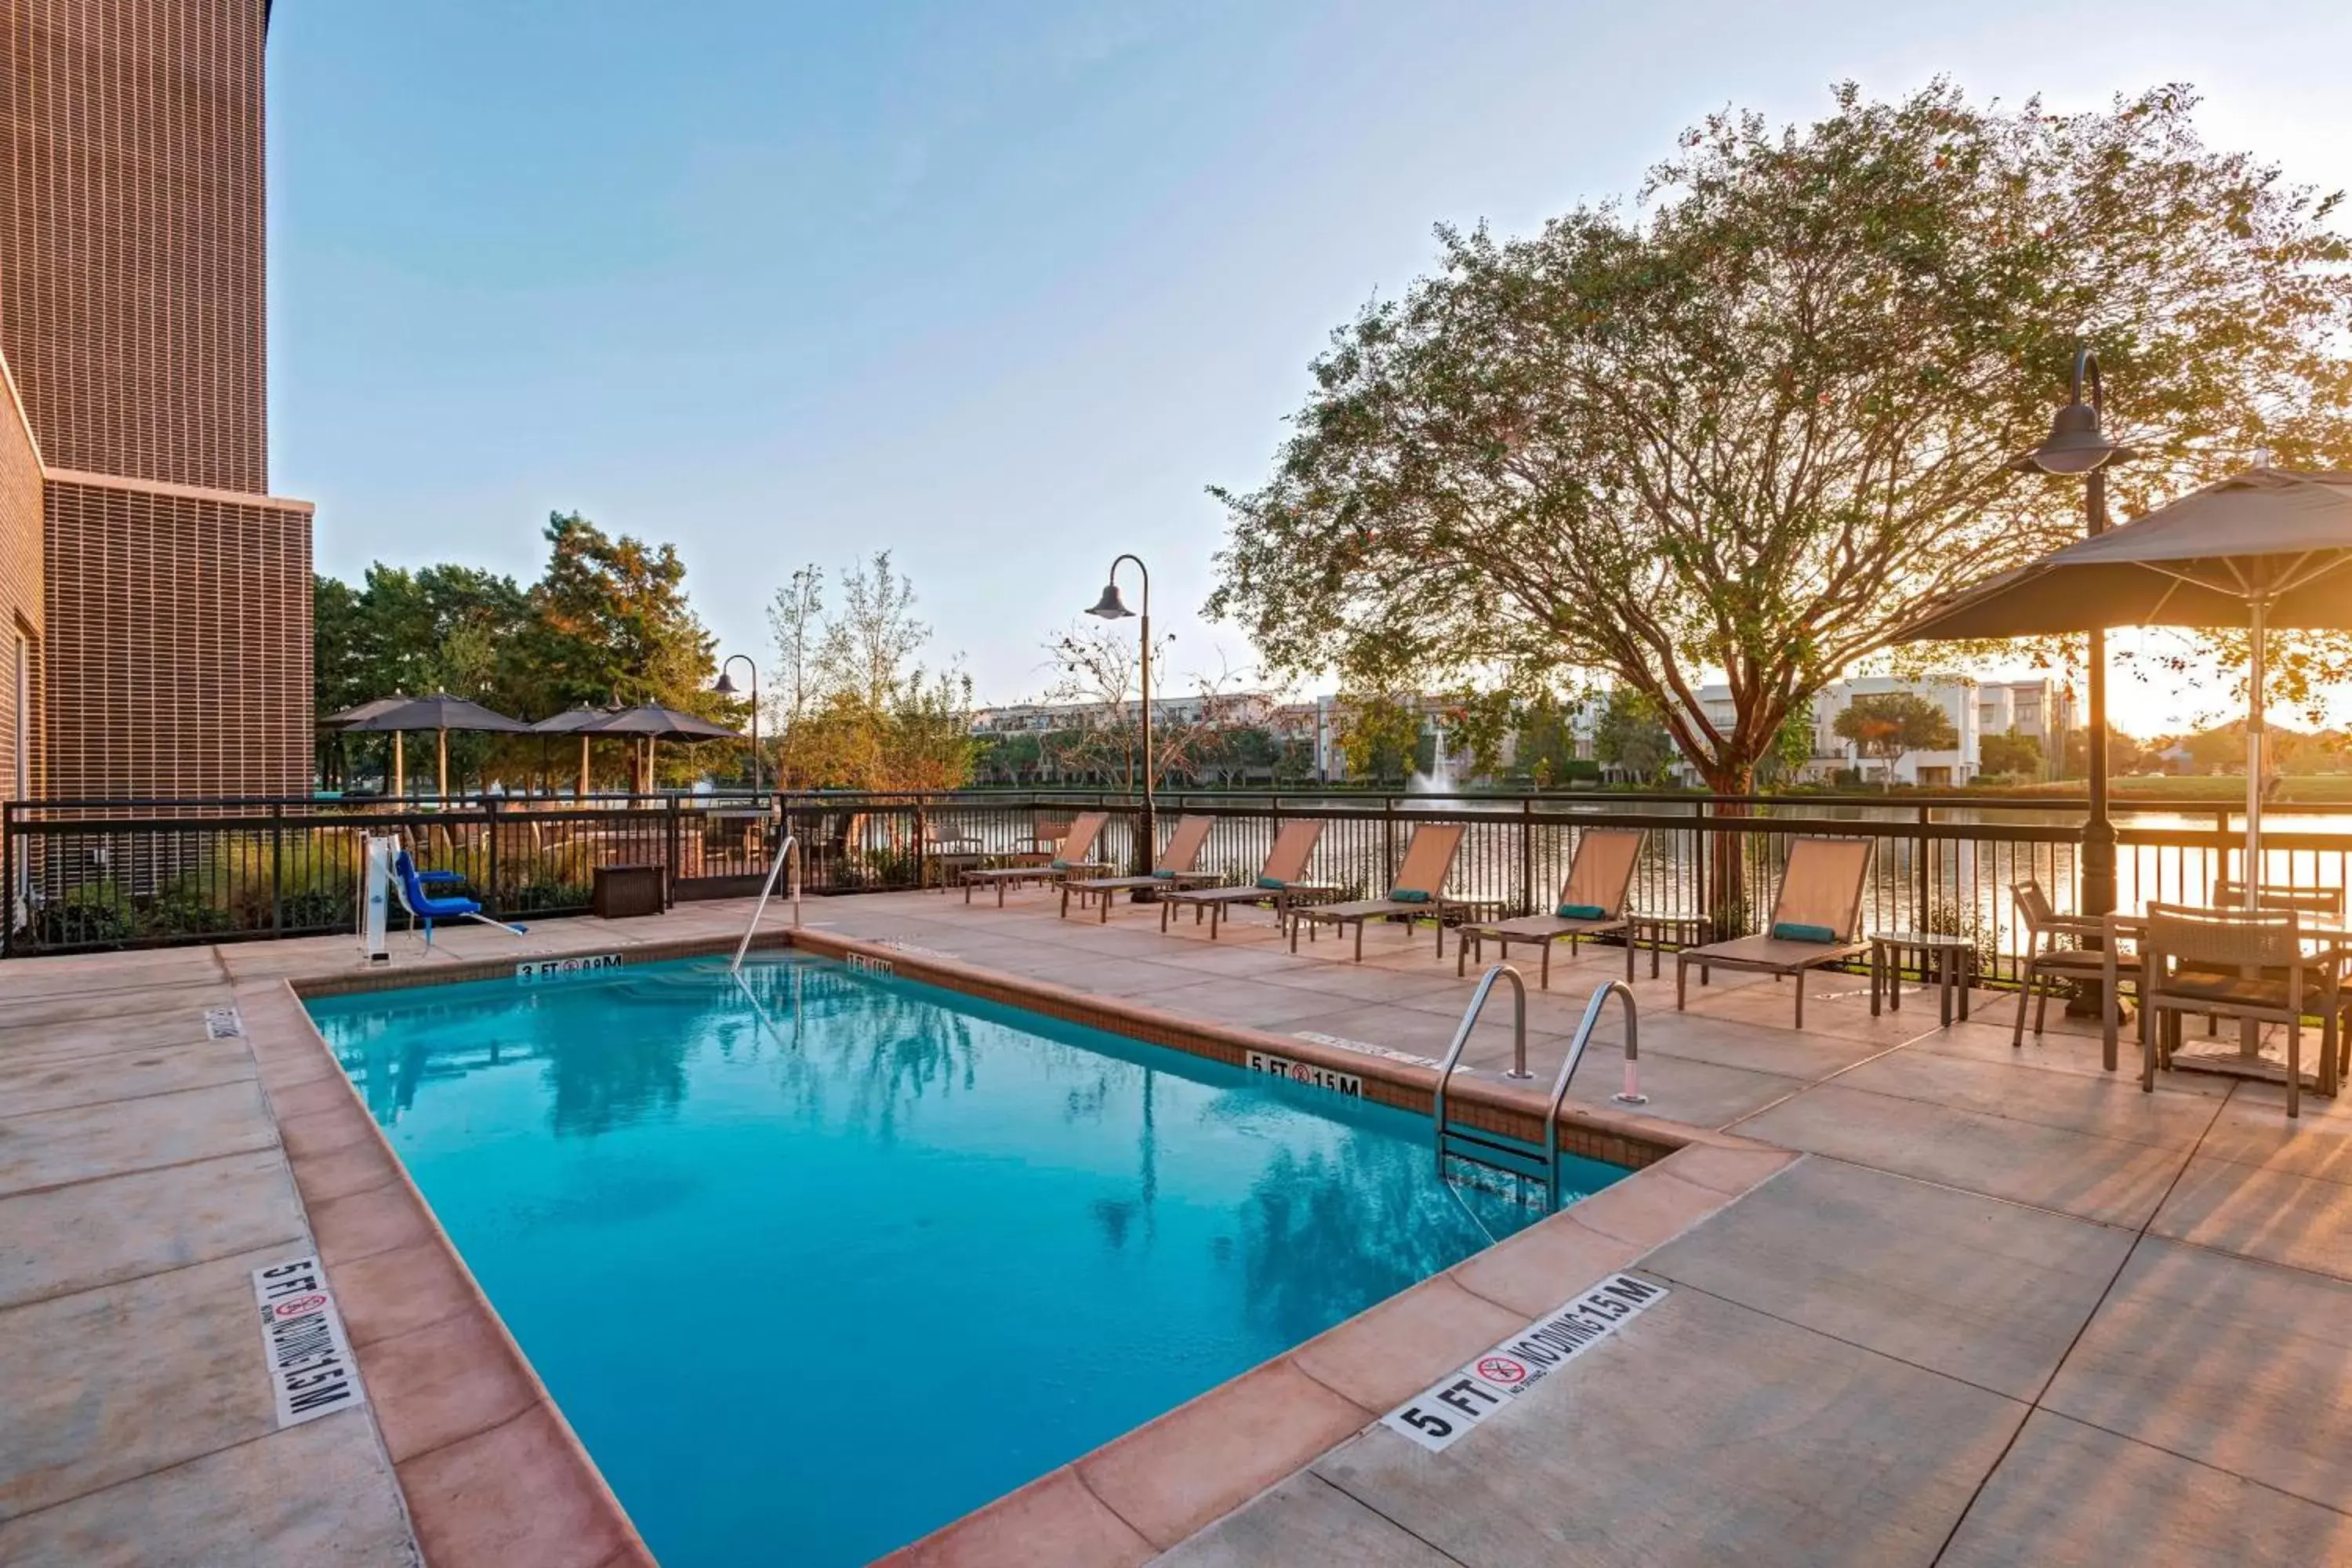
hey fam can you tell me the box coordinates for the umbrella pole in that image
[2245,598,2267,909]
[394,732,405,799]
[437,729,449,801]
[579,734,590,800]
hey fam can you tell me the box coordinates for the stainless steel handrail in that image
[730,831,800,973]
[1542,979,1642,1205]
[1432,963,1529,1177]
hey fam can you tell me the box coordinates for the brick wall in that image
[0,0,270,492]
[42,471,309,800]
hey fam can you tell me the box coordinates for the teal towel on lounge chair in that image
[1258,876,1287,890]
[1050,858,1069,870]
[1389,888,1431,904]
[1151,869,1178,880]
[1557,902,1607,920]
[1771,921,1837,943]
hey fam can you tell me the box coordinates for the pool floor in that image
[307,954,1624,1565]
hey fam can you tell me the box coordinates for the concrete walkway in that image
[6,889,2352,1564]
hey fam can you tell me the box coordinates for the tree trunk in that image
[1702,760,1756,938]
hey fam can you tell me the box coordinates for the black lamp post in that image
[2012,348,2134,928]
[713,655,761,795]
[1087,554,1153,870]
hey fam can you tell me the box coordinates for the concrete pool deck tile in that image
[0,1148,306,1309]
[1073,1359,1372,1550]
[283,1133,401,1205]
[1287,1273,1530,1414]
[1731,1082,2188,1227]
[0,1408,419,1568]
[1653,1138,1799,1197]
[396,1403,640,1568]
[308,1178,437,1269]
[2151,1154,2352,1283]
[1642,1157,2134,1401]
[1116,976,1370,1030]
[1559,1051,1806,1130]
[1553,1165,1747,1252]
[1938,1408,2352,1568]
[1150,1472,1457,1568]
[332,1239,480,1350]
[2043,1236,2352,1510]
[880,1465,1153,1568]
[0,1078,278,1196]
[1614,1010,1890,1082]
[276,1093,381,1164]
[365,1312,540,1465]
[1447,1213,1646,1319]
[2190,1085,2352,1185]
[1313,1284,2027,1568]
[0,1035,254,1119]
[0,1246,290,1521]
[1834,1048,2223,1151]
[263,1070,364,1122]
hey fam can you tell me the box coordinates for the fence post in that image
[665,795,681,909]
[1915,803,1932,935]
[2,801,14,956]
[485,797,501,917]
[270,802,285,935]
[914,799,928,891]
[1382,797,1397,887]
[1520,798,1534,914]
[1693,798,1710,933]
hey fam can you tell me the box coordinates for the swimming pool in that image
[307,953,1627,1565]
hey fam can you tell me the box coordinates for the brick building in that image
[0,0,311,807]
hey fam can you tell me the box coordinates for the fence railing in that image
[8,788,2350,974]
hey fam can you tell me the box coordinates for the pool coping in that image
[265,928,1792,1566]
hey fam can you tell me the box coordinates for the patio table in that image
[2107,913,2351,1098]
[1867,931,1976,1027]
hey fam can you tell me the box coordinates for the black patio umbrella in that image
[1896,467,2352,898]
[341,692,532,799]
[584,702,742,790]
[321,693,412,728]
[531,704,609,797]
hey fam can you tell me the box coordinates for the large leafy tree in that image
[1832,691,1960,782]
[1207,82,2352,796]
[770,553,975,790]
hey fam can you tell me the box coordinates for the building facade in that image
[0,0,312,806]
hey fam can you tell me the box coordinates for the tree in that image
[764,564,825,746]
[1206,82,2352,801]
[1594,688,1679,785]
[1834,692,1958,783]
[1035,622,1261,789]
[1980,729,2045,779]
[769,554,975,790]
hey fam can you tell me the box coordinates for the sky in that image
[267,0,2352,735]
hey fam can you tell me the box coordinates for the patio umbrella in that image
[342,692,532,799]
[531,704,608,798]
[319,694,411,792]
[1896,467,2352,902]
[584,702,742,791]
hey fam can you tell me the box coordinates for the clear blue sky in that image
[267,0,2352,730]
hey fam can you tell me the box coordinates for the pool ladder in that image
[1433,966,1644,1209]
[730,831,800,973]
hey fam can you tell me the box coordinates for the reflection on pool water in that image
[306,954,1627,1566]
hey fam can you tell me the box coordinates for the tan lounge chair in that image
[961,811,1111,906]
[1456,828,1646,987]
[1062,815,1222,921]
[1675,837,1873,1027]
[1160,819,1335,939]
[1289,822,1468,963]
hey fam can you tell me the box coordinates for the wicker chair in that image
[2138,902,2308,1116]
[2009,880,2122,1066]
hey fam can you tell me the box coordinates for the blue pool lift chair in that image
[390,845,526,945]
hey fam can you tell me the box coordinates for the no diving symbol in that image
[1476,1356,1528,1386]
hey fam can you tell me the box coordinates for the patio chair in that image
[2138,902,2317,1117]
[960,811,1112,906]
[1158,818,1334,940]
[1675,837,1872,1028]
[1456,828,1647,988]
[1289,822,1468,963]
[2009,879,2121,1061]
[1062,815,1221,921]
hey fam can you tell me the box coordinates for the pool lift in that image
[1432,965,1644,1210]
[730,829,800,973]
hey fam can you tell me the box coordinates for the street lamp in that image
[1087,554,1153,870]
[2012,349,2134,933]
[713,655,762,796]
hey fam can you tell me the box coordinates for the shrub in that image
[32,883,134,949]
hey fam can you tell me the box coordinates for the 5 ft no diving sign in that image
[252,1256,366,1428]
[1382,1273,1668,1453]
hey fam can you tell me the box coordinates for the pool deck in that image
[7,890,2352,1563]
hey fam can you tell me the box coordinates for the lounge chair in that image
[1456,828,1646,987]
[1157,819,1335,939]
[1062,815,1221,920]
[1289,822,1468,963]
[961,811,1112,906]
[1675,837,1873,1028]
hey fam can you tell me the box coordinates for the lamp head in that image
[1086,583,1134,619]
[712,670,739,696]
[2021,399,2118,476]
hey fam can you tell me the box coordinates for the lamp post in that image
[2012,350,2132,982]
[713,655,761,796]
[1087,554,1153,871]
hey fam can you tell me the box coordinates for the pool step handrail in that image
[1434,971,1644,1209]
[730,830,800,973]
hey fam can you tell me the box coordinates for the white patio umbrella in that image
[1896,467,2352,902]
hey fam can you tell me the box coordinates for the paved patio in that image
[6,887,2352,1563]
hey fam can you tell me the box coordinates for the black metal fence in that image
[9,787,2350,975]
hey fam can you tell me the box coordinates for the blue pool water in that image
[307,954,1625,1565]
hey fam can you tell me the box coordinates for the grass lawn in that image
[1996,775,2352,804]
